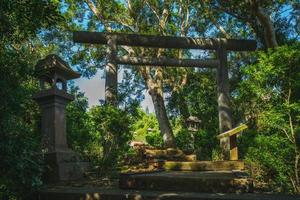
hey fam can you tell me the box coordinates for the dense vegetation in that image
[1,0,300,199]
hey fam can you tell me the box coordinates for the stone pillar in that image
[34,89,73,152]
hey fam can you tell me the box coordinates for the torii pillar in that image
[217,46,237,161]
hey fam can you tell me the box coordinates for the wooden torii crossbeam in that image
[73,31,256,51]
[73,31,257,160]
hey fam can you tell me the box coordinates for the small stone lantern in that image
[186,116,201,132]
[186,116,201,151]
[33,54,88,182]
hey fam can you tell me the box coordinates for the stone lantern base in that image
[43,150,89,183]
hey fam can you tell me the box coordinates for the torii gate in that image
[73,31,256,160]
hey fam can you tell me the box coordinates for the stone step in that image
[119,171,253,193]
[145,148,196,161]
[163,161,245,171]
[37,187,300,200]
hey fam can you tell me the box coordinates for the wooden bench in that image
[217,124,248,160]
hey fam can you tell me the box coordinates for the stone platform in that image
[35,160,300,200]
[37,186,300,200]
[119,171,253,193]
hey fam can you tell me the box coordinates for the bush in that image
[236,44,300,193]
[0,50,43,199]
[244,134,294,192]
[145,131,164,148]
[89,105,133,170]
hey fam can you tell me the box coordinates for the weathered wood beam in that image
[73,31,257,51]
[116,56,219,68]
[217,124,248,139]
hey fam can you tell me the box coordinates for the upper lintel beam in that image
[73,31,257,51]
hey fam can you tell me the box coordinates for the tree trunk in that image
[105,36,118,106]
[250,0,278,48]
[140,63,176,148]
[149,88,176,148]
[255,8,278,48]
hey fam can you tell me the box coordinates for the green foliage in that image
[88,105,133,170]
[174,128,194,150]
[67,100,135,171]
[171,117,219,160]
[131,109,162,146]
[145,131,164,148]
[1,0,300,196]
[0,0,61,198]
[236,43,300,192]
[194,130,219,160]
[0,0,61,42]
[245,135,294,192]
[66,86,93,157]
[168,71,219,158]
[0,44,44,199]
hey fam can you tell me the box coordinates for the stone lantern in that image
[33,54,88,182]
[186,116,201,132]
[186,116,201,150]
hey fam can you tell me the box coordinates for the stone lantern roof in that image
[35,54,80,80]
[186,116,201,123]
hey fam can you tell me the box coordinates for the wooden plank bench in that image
[217,124,248,160]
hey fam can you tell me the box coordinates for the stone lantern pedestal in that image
[33,54,89,182]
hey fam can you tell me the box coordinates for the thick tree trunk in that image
[140,64,176,148]
[105,36,118,106]
[255,8,278,48]
[250,0,278,48]
[150,89,176,148]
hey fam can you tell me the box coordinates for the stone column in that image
[34,89,73,152]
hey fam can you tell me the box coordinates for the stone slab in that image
[145,148,197,161]
[119,171,253,193]
[36,186,300,200]
[163,161,244,171]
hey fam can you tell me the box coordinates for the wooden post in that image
[105,36,118,106]
[216,46,237,160]
[230,134,238,160]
